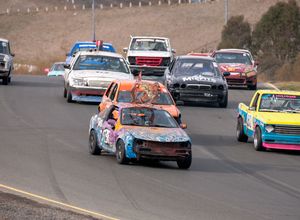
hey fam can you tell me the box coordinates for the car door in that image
[245,92,260,136]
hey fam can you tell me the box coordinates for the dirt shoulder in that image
[0,191,100,220]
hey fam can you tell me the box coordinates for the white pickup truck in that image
[123,36,175,83]
[0,38,14,85]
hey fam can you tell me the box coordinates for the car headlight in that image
[70,78,85,86]
[3,55,9,62]
[265,125,275,133]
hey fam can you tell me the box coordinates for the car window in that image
[0,41,9,55]
[173,58,220,77]
[130,38,168,52]
[109,84,118,101]
[121,107,178,128]
[215,52,252,65]
[73,55,130,73]
[259,94,300,112]
[51,64,64,71]
[105,82,115,97]
[117,91,174,105]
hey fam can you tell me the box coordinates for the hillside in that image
[0,0,296,73]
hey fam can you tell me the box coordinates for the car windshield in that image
[117,91,174,105]
[259,94,300,113]
[73,55,130,73]
[0,41,9,54]
[51,63,64,71]
[121,107,178,128]
[173,58,221,77]
[130,38,168,51]
[215,52,252,65]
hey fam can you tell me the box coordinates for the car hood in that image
[127,50,171,58]
[170,74,224,85]
[218,63,253,73]
[124,126,190,142]
[257,112,300,125]
[70,70,133,80]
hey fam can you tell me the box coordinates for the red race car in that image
[211,49,258,90]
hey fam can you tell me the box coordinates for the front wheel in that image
[116,140,128,164]
[67,89,73,103]
[219,93,228,108]
[63,88,67,98]
[236,117,248,142]
[2,76,8,85]
[89,130,101,155]
[254,127,264,151]
[177,152,192,169]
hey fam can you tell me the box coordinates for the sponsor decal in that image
[182,74,216,83]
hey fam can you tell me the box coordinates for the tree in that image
[252,0,300,62]
[218,15,251,49]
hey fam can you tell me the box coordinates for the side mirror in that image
[123,47,128,53]
[254,61,259,66]
[171,49,176,54]
[176,100,184,106]
[44,68,50,74]
[223,72,230,77]
[249,106,256,111]
[66,53,70,56]
[11,53,15,57]
[180,123,187,129]
[64,64,71,69]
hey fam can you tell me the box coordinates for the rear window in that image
[117,91,174,105]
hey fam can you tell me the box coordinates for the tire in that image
[219,93,228,108]
[247,84,257,90]
[67,89,73,103]
[63,87,67,98]
[2,76,8,85]
[8,77,11,83]
[177,152,192,169]
[116,140,128,164]
[254,126,265,151]
[89,130,101,155]
[236,117,248,142]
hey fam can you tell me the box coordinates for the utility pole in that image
[224,0,228,25]
[92,0,96,41]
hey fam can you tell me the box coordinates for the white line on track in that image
[0,183,120,220]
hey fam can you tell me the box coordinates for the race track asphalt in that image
[0,75,300,220]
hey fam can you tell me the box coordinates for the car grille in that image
[274,125,300,135]
[186,84,211,90]
[135,57,163,66]
[0,55,4,61]
[226,78,245,84]
[87,80,110,88]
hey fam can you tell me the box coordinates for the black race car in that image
[165,55,229,108]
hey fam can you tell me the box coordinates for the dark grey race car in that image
[165,55,229,108]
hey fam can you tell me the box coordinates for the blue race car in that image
[89,104,192,169]
[65,41,116,64]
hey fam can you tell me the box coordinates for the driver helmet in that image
[290,100,300,110]
[112,110,119,120]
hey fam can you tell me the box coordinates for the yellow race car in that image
[237,90,300,151]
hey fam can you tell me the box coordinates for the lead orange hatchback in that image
[99,79,183,124]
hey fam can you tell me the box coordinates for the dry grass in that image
[273,82,300,91]
[0,0,295,74]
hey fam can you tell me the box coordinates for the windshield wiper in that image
[153,124,171,128]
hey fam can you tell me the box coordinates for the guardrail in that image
[1,0,216,16]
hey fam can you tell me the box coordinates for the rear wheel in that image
[116,140,128,164]
[254,127,264,151]
[177,152,192,169]
[89,130,101,155]
[236,117,248,142]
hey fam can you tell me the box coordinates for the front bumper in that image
[170,88,227,103]
[225,74,257,86]
[262,133,300,150]
[69,85,106,102]
[133,141,191,161]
